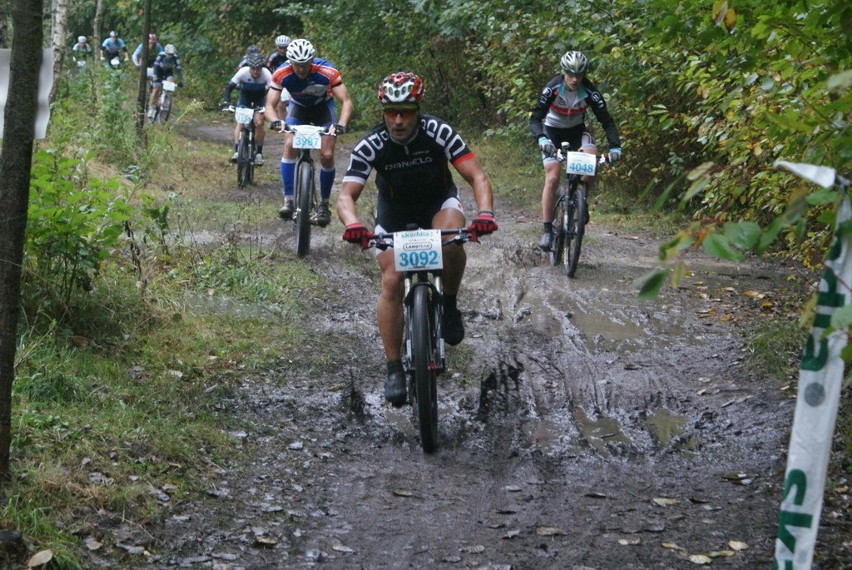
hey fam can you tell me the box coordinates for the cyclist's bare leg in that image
[541,161,561,223]
[149,85,161,110]
[377,250,405,361]
[432,207,467,296]
[254,113,265,147]
[580,145,598,192]
[319,136,336,170]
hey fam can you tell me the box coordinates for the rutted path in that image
[129,120,811,569]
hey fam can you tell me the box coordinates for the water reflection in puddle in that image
[571,406,629,456]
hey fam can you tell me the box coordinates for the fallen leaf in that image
[332,544,355,553]
[83,537,102,551]
[662,542,686,552]
[619,537,641,545]
[708,550,735,557]
[652,497,680,507]
[459,545,485,553]
[28,550,53,567]
[254,536,277,547]
[503,529,521,539]
[689,554,712,564]
[728,540,749,551]
[536,526,566,536]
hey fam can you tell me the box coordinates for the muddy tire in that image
[550,188,567,267]
[411,286,438,453]
[565,184,586,278]
[237,132,253,188]
[294,160,313,258]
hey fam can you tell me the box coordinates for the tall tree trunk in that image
[49,0,69,102]
[93,0,103,52]
[136,0,152,137]
[0,0,8,48]
[0,0,43,482]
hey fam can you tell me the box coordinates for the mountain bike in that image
[367,227,475,453]
[279,123,334,258]
[226,105,263,188]
[548,145,611,278]
[150,78,177,124]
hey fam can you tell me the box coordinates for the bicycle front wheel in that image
[159,93,172,122]
[411,286,438,453]
[237,132,251,188]
[294,160,313,257]
[565,184,587,278]
[550,189,567,267]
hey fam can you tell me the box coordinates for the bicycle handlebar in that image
[269,121,336,136]
[366,228,475,251]
[555,149,612,165]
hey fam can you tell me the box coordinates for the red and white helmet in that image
[377,72,424,105]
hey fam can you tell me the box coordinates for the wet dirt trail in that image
[138,121,810,569]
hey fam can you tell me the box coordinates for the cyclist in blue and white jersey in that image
[147,44,184,119]
[266,38,353,225]
[132,33,164,69]
[336,72,497,406]
[529,50,622,251]
[99,31,129,65]
[221,53,271,165]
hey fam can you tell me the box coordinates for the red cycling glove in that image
[468,212,498,242]
[342,223,371,250]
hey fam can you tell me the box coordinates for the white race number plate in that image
[564,151,597,176]
[234,106,254,124]
[393,229,443,271]
[162,80,177,92]
[291,125,324,149]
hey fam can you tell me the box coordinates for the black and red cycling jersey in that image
[343,114,474,209]
[529,75,621,149]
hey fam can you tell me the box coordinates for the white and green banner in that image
[773,194,851,569]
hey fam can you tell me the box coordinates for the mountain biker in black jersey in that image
[337,72,498,406]
[147,44,184,119]
[529,50,622,251]
[265,35,290,71]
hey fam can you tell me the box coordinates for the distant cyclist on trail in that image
[132,33,164,68]
[99,31,129,64]
[265,35,290,71]
[147,44,184,119]
[220,53,271,165]
[336,72,498,407]
[529,50,622,251]
[265,38,353,227]
[71,35,92,66]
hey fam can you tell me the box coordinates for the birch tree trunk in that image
[49,0,68,102]
[0,0,43,483]
[93,0,103,53]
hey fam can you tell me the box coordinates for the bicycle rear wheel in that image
[159,93,171,122]
[294,160,313,257]
[549,189,567,267]
[411,286,438,453]
[237,132,251,188]
[564,184,587,278]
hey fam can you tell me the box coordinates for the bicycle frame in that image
[282,124,331,257]
[550,146,608,277]
[228,105,261,188]
[369,228,472,452]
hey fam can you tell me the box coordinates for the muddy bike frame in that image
[150,77,177,124]
[549,145,610,278]
[280,123,335,258]
[226,105,264,188]
[367,227,474,453]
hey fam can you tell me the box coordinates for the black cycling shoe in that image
[385,361,407,407]
[443,304,465,346]
[538,230,553,251]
